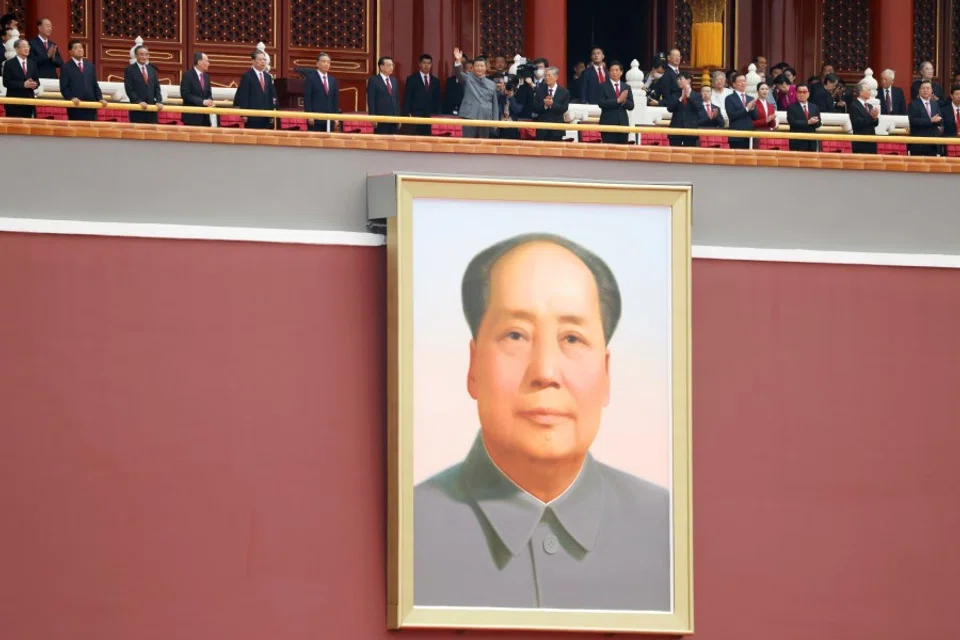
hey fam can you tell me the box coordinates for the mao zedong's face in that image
[467,242,610,475]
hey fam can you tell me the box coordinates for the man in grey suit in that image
[414,233,671,611]
[452,47,498,138]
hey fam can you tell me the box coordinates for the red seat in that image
[218,114,244,128]
[878,142,908,156]
[948,144,960,158]
[36,106,68,120]
[342,116,374,134]
[700,135,729,149]
[158,111,182,125]
[430,115,463,137]
[758,138,790,151]
[98,109,129,123]
[821,140,852,153]
[280,118,307,131]
[639,133,669,146]
[580,130,601,143]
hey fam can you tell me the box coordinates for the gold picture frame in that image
[383,175,693,635]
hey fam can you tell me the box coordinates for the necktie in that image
[706,103,711,117]
[956,107,960,136]
[199,73,205,90]
[886,89,892,112]
[598,67,605,84]
[549,87,554,98]
[424,74,429,89]
[803,103,809,119]
[741,93,746,107]
[141,66,148,84]
[78,60,83,73]
[682,92,687,105]
[258,72,265,90]
[322,74,328,93]
[925,101,931,117]
[614,82,620,97]
[22,60,27,75]
[386,78,392,95]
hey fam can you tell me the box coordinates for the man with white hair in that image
[878,69,906,115]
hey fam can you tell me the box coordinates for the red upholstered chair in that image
[579,130,601,143]
[158,111,182,125]
[36,105,68,120]
[341,112,375,134]
[520,127,537,140]
[0,105,6,117]
[700,135,729,148]
[821,140,852,153]
[758,138,790,151]
[280,118,308,131]
[878,142,909,156]
[639,132,669,146]
[98,109,129,123]
[217,115,244,128]
[948,144,960,158]
[430,115,463,137]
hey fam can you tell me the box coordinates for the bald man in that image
[414,233,671,611]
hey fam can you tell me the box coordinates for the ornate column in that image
[25,0,70,51]
[869,0,914,82]
[523,0,567,84]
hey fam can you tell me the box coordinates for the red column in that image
[25,0,71,52]
[869,0,914,85]
[524,0,567,85]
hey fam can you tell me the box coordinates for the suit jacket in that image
[124,63,163,105]
[403,72,441,116]
[28,36,63,79]
[752,98,776,130]
[786,101,822,151]
[59,58,103,102]
[180,68,213,125]
[810,83,836,114]
[455,65,499,122]
[533,83,570,124]
[413,433,670,611]
[878,86,907,116]
[907,98,943,138]
[367,74,399,117]
[597,80,633,127]
[233,68,277,120]
[442,75,463,114]
[656,66,682,105]
[2,56,40,99]
[725,91,758,131]
[943,102,960,138]
[849,99,879,153]
[666,92,700,130]
[910,79,947,108]
[303,70,340,122]
[698,98,725,128]
[579,65,606,104]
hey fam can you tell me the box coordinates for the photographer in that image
[453,47,499,138]
[513,57,548,119]
[493,73,522,139]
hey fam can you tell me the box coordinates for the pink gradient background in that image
[411,199,674,490]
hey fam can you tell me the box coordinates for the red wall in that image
[1,232,959,640]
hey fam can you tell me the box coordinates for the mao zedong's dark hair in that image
[461,233,622,345]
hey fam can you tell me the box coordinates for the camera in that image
[504,63,538,91]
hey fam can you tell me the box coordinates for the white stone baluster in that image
[745,63,762,97]
[626,59,646,143]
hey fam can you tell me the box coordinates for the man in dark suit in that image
[907,80,943,156]
[124,45,164,124]
[848,81,880,154]
[28,18,62,79]
[180,51,214,127]
[911,61,947,108]
[655,48,682,109]
[878,69,907,116]
[942,85,960,140]
[810,73,838,114]
[666,71,699,147]
[533,66,570,141]
[59,40,106,121]
[303,52,340,132]
[233,49,276,130]
[579,46,606,104]
[2,39,40,118]
[403,53,441,136]
[368,55,399,134]
[597,60,633,144]
[696,86,725,130]
[442,58,469,115]
[725,72,759,149]
[786,84,822,151]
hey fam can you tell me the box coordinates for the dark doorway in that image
[566,0,654,79]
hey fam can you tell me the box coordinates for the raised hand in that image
[453,47,463,64]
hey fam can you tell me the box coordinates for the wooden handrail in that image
[2,96,959,147]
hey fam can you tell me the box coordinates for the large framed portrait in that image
[378,175,692,634]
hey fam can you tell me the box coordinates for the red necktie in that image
[925,101,931,117]
[142,66,148,84]
[614,82,620,97]
[598,67,605,84]
[741,93,746,107]
[258,72,265,90]
[386,78,392,95]
[322,74,328,93]
[199,73,205,90]
[706,103,711,117]
[956,108,960,136]
[803,104,809,119]
[424,75,429,89]
[78,60,83,73]
[682,92,687,105]
[22,60,27,75]
[886,90,892,113]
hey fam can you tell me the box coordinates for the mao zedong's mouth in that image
[516,408,574,426]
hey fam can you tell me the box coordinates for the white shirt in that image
[380,74,391,86]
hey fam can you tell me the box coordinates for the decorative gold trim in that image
[293,59,363,71]
[375,0,381,64]
[339,86,359,111]
[386,175,694,635]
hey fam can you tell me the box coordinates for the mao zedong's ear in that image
[467,339,479,400]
